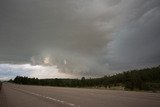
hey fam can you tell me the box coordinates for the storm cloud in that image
[0,0,160,78]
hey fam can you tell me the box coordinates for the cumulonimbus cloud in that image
[0,0,160,78]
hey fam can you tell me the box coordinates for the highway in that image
[0,83,160,107]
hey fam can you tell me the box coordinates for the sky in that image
[0,0,160,80]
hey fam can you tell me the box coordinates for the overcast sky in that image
[0,0,160,80]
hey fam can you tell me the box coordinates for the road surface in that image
[0,83,160,107]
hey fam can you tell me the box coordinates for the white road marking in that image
[12,87,80,107]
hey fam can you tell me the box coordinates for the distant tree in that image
[12,66,160,91]
[81,77,86,87]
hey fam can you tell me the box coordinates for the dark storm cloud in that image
[0,0,160,77]
[106,0,160,71]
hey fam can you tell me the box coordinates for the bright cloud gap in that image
[0,63,76,80]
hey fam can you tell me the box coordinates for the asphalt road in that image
[0,83,160,107]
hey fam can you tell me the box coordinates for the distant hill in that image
[102,66,160,91]
[11,66,160,92]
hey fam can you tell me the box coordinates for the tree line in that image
[10,66,160,91]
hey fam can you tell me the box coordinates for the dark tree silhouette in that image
[12,66,160,91]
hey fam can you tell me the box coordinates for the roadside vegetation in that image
[9,66,160,92]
